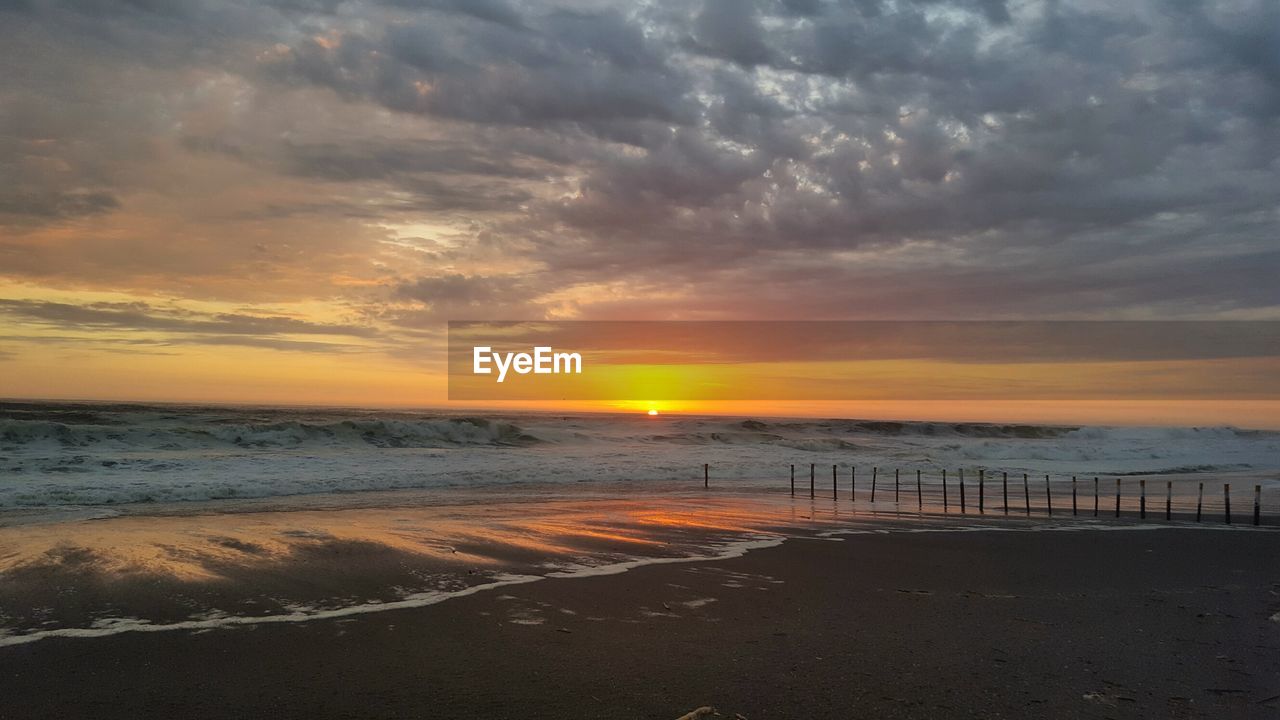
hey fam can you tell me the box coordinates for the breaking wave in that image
[0,417,541,451]
[2,402,1277,510]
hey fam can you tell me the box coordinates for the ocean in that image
[2,400,1277,511]
[2,400,1277,646]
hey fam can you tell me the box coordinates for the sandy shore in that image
[2,525,1277,719]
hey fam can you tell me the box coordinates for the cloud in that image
[388,273,547,322]
[0,298,376,340]
[0,0,1277,334]
[0,191,120,221]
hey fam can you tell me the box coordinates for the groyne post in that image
[1224,483,1231,524]
[1003,471,1009,515]
[1045,474,1053,516]
[1196,482,1203,522]
[1072,476,1078,516]
[959,469,967,513]
[916,469,923,511]
[1140,479,1147,520]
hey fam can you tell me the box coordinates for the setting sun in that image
[647,409,659,416]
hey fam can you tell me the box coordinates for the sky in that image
[1,0,1278,421]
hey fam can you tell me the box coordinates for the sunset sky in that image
[2,0,1278,423]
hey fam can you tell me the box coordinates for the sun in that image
[647,409,659,416]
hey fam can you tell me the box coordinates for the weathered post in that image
[832,464,838,500]
[704,463,709,489]
[895,469,900,504]
[1045,474,1053,516]
[1255,485,1262,526]
[1140,479,1146,519]
[1196,482,1203,522]
[942,469,949,512]
[851,466,856,503]
[1224,483,1231,524]
[1093,477,1099,517]
[1165,480,1172,521]
[978,469,985,515]
[1115,478,1121,518]
[809,463,815,499]
[1023,473,1030,516]
[959,469,967,513]
[790,464,795,496]
[916,469,923,511]
[1003,471,1009,515]
[871,466,878,502]
[1072,476,1078,516]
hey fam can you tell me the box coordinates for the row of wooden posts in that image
[700,463,1264,525]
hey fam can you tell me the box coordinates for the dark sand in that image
[2,527,1278,719]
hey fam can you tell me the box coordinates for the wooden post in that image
[916,469,923,511]
[1196,482,1203,522]
[790,464,795,496]
[871,466,877,502]
[959,469,967,513]
[1002,471,1009,515]
[1045,474,1052,516]
[832,464,838,500]
[894,468,900,504]
[942,469,949,512]
[1023,473,1030,516]
[704,463,708,489]
[978,469,985,515]
[1224,483,1231,524]
[850,466,856,503]
[1093,477,1099,517]
[1072,476,1078,516]
[809,464,815,499]
[1165,480,1172,521]
[1255,485,1262,526]
[1140,479,1146,519]
[1115,478,1121,518]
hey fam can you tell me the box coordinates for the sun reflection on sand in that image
[0,491,821,584]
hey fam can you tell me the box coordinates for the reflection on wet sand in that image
[0,488,870,642]
[1,482,1256,646]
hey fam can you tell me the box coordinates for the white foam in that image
[4,408,1279,511]
[0,536,784,648]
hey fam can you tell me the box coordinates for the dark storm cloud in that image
[0,0,1278,324]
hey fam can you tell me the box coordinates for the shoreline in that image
[3,525,1277,719]
[2,516,1274,646]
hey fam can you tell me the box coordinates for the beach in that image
[3,404,1279,718]
[2,525,1277,719]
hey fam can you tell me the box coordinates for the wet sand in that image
[2,526,1278,719]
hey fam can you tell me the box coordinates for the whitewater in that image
[3,401,1278,512]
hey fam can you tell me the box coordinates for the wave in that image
[735,418,1081,439]
[3,402,1278,511]
[0,417,542,451]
